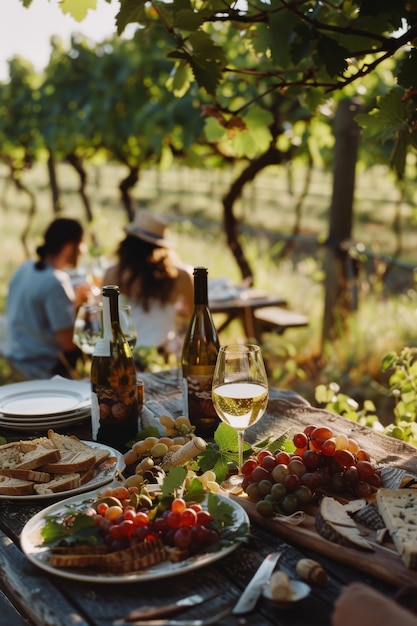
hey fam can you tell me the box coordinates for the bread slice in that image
[0,468,51,483]
[16,446,61,471]
[47,430,110,466]
[0,442,21,469]
[33,473,81,495]
[42,450,96,474]
[79,466,95,485]
[0,475,34,496]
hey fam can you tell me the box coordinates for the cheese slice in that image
[376,488,417,569]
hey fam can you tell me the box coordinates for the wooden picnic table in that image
[209,286,288,341]
[0,368,416,626]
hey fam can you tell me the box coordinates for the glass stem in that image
[237,429,245,475]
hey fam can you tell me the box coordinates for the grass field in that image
[1,160,416,417]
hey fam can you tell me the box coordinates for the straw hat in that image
[124,211,171,247]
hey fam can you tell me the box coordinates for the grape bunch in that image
[91,486,221,556]
[124,415,196,475]
[242,424,381,518]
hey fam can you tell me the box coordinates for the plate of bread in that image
[0,430,124,499]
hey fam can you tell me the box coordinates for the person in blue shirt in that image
[6,217,90,379]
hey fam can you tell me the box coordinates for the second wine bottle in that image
[90,285,138,452]
[181,267,220,437]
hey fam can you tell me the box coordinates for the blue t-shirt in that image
[6,261,76,378]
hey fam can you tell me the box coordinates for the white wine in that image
[181,267,220,437]
[90,285,138,452]
[212,382,268,430]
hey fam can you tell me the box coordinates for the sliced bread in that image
[42,450,96,474]
[33,473,81,495]
[47,430,110,466]
[16,446,61,471]
[0,475,35,496]
[0,468,51,483]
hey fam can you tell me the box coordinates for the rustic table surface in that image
[1,369,416,626]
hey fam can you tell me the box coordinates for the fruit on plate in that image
[39,477,247,574]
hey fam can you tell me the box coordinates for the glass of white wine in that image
[73,303,103,356]
[212,343,269,487]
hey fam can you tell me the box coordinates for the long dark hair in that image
[35,218,83,270]
[115,235,178,311]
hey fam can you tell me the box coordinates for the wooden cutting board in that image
[231,493,417,588]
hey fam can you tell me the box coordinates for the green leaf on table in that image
[184,477,207,502]
[160,466,187,498]
[206,491,235,525]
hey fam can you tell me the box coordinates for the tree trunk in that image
[66,153,94,224]
[223,146,283,285]
[46,150,62,214]
[322,98,362,348]
[119,166,139,222]
[11,167,37,258]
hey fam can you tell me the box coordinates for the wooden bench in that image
[253,306,309,335]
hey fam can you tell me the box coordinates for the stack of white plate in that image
[0,378,91,431]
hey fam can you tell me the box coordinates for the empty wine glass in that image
[73,302,137,355]
[119,304,137,351]
[212,343,269,488]
[73,303,103,356]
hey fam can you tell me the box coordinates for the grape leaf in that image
[160,466,187,497]
[40,511,100,547]
[60,0,98,22]
[206,491,235,525]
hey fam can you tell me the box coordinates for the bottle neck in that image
[102,286,120,337]
[193,268,208,306]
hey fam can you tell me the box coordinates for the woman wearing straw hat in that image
[103,211,193,360]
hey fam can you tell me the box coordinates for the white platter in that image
[0,379,90,417]
[0,441,124,501]
[20,493,249,583]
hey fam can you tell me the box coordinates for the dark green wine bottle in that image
[90,285,138,452]
[181,267,220,437]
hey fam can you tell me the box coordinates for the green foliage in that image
[316,347,417,447]
[198,422,287,482]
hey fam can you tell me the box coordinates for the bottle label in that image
[93,337,111,358]
[184,373,218,420]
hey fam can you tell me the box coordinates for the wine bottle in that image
[181,267,220,437]
[90,285,138,452]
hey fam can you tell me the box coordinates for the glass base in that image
[220,473,244,495]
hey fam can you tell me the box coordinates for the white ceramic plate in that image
[0,379,91,417]
[0,412,90,432]
[21,493,249,583]
[0,406,91,428]
[0,442,124,501]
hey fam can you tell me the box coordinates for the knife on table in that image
[113,604,231,626]
[121,594,208,622]
[232,551,282,615]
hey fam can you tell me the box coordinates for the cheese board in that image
[231,492,417,588]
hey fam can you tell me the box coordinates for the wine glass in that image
[73,303,137,354]
[212,343,269,488]
[73,303,103,355]
[119,304,137,351]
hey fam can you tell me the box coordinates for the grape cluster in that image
[242,424,381,517]
[91,486,221,556]
[124,415,195,475]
